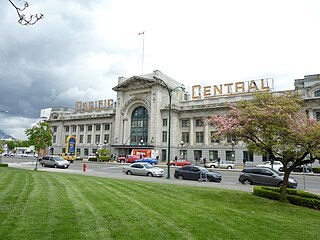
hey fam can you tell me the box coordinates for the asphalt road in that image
[2,157,320,195]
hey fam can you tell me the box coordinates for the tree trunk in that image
[34,150,39,171]
[279,169,290,201]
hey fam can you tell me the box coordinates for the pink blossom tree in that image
[208,92,320,199]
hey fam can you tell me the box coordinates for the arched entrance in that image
[130,106,148,145]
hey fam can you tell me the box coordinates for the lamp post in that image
[180,140,185,159]
[231,140,235,162]
[153,76,185,179]
[104,140,107,149]
[96,142,99,162]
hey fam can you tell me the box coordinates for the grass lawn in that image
[0,168,319,240]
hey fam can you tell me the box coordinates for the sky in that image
[1,0,320,140]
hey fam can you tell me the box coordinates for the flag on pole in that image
[138,31,144,35]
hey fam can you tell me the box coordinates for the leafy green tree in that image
[25,122,52,170]
[209,92,320,200]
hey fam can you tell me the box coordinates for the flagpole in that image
[138,31,145,75]
[142,32,144,75]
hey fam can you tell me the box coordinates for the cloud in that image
[1,0,320,139]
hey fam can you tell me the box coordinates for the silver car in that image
[122,162,165,177]
[205,161,235,169]
[41,155,70,169]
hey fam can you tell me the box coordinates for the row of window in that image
[52,134,110,144]
[162,118,204,127]
[52,123,111,133]
[179,150,257,162]
[162,131,237,144]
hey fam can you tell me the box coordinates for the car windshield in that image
[198,167,209,172]
[143,164,153,169]
[271,169,283,175]
[53,156,65,161]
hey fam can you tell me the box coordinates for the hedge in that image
[99,156,111,162]
[312,167,320,173]
[0,163,8,167]
[253,186,320,210]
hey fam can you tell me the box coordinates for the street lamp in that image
[104,139,108,149]
[180,140,185,159]
[96,142,99,162]
[154,76,185,179]
[231,140,236,162]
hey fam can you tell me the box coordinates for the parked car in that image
[21,153,38,158]
[169,159,192,166]
[174,165,222,182]
[134,157,158,165]
[205,160,235,169]
[40,155,70,169]
[117,155,141,163]
[238,167,298,188]
[122,162,165,177]
[256,161,283,171]
[279,165,313,173]
[88,154,98,161]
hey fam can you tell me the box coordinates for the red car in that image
[169,159,192,166]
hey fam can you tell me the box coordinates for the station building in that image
[41,70,320,166]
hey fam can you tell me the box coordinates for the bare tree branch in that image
[8,0,44,26]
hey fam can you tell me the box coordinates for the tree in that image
[25,122,52,170]
[0,145,4,164]
[208,92,320,200]
[8,0,44,26]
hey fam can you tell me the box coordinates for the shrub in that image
[253,186,320,210]
[287,195,320,210]
[0,163,8,167]
[99,156,111,162]
[312,167,320,173]
[253,186,280,200]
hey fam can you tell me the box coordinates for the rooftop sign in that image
[192,78,273,100]
[75,99,114,112]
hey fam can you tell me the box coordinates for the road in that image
[2,157,320,195]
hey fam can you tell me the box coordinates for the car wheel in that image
[54,165,57,168]
[42,163,45,167]
[178,175,184,180]
[227,166,232,169]
[120,160,125,163]
[170,163,174,166]
[147,172,153,177]
[278,182,283,187]
[126,170,132,175]
[242,179,252,185]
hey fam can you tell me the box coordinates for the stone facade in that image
[42,71,320,166]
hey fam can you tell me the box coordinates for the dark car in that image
[174,165,222,182]
[238,167,298,188]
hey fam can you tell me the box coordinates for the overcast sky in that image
[1,0,320,140]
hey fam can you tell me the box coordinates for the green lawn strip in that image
[1,170,82,239]
[0,168,319,240]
